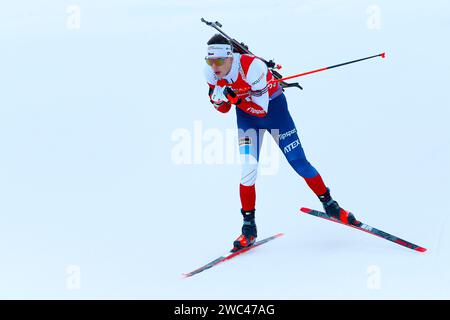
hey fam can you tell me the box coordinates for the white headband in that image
[206,44,233,59]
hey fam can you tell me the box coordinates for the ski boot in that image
[231,209,257,252]
[318,188,358,225]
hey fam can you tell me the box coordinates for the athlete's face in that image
[207,57,233,78]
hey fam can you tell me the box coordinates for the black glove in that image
[223,87,241,105]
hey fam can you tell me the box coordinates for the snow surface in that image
[0,0,449,299]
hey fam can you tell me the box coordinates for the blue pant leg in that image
[265,94,319,178]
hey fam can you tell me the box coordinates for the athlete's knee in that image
[241,165,258,186]
[240,157,258,186]
[288,157,318,178]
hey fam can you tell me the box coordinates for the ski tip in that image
[300,207,312,213]
[380,52,386,59]
[416,247,427,253]
[275,233,285,238]
[181,273,191,279]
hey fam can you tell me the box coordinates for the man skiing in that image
[204,34,357,253]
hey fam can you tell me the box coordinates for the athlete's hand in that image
[223,87,241,105]
[210,86,227,104]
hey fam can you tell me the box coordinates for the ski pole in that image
[233,52,385,93]
[274,52,385,83]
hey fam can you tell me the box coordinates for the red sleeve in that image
[236,99,267,117]
[208,84,231,113]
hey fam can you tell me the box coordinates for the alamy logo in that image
[170,121,280,175]
[283,139,300,153]
[66,5,81,30]
[66,265,81,290]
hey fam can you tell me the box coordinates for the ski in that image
[183,233,284,278]
[300,208,426,252]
